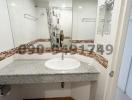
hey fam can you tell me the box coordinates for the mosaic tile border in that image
[0,39,50,61]
[0,39,108,68]
[0,47,18,61]
[71,40,94,43]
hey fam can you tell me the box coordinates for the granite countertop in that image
[0,59,100,85]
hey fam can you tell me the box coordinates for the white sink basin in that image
[45,58,80,70]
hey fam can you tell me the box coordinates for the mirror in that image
[7,0,112,51]
[97,0,113,36]
[7,0,73,49]
[72,0,97,50]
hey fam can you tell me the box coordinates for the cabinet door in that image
[118,16,132,99]
[126,56,132,99]
[118,20,132,92]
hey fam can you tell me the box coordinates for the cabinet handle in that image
[109,70,114,77]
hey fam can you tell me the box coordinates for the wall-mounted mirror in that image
[97,0,114,36]
[7,0,73,48]
[6,0,113,50]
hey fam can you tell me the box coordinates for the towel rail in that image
[24,14,38,21]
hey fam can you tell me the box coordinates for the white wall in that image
[0,0,14,69]
[2,83,67,100]
[7,0,50,47]
[0,0,14,52]
[17,83,71,99]
[71,82,91,100]
[36,8,49,39]
[60,9,72,37]
[72,0,97,40]
[7,0,37,47]
[0,82,91,100]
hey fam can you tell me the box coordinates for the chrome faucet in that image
[61,52,64,60]
[61,43,64,60]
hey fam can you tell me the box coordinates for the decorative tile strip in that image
[0,39,50,61]
[0,38,108,68]
[0,47,18,61]
[0,53,6,61]
[94,54,108,68]
[71,40,94,43]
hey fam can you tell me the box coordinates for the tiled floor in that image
[115,88,132,100]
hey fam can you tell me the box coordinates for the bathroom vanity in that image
[0,55,100,100]
[0,58,99,85]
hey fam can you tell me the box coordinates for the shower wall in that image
[7,0,50,47]
[7,0,37,46]
[72,0,97,40]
